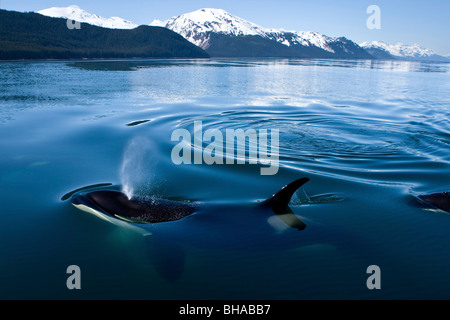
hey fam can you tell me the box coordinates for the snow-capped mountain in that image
[150,8,371,58]
[152,9,336,53]
[151,8,335,51]
[38,5,138,29]
[360,41,448,62]
[151,8,267,49]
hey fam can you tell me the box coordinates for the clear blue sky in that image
[2,0,449,55]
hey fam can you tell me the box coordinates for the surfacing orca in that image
[416,191,450,213]
[67,177,374,283]
[70,177,310,230]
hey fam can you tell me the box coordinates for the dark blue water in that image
[0,59,449,299]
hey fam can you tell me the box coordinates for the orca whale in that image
[67,177,367,282]
[416,191,450,213]
[70,177,309,230]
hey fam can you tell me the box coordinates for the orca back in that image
[418,192,450,213]
[86,190,198,223]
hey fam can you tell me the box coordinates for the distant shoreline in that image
[1,57,448,64]
[0,57,213,63]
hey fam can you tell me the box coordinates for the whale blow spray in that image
[120,136,155,199]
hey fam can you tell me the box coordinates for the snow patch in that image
[38,5,138,29]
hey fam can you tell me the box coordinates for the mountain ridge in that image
[149,8,371,59]
[0,9,209,60]
[38,5,138,29]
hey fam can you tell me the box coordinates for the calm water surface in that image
[0,59,449,299]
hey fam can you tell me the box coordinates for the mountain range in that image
[6,5,449,61]
[150,8,371,59]
[360,41,448,62]
[0,9,208,60]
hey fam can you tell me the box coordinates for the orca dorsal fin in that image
[263,177,310,214]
